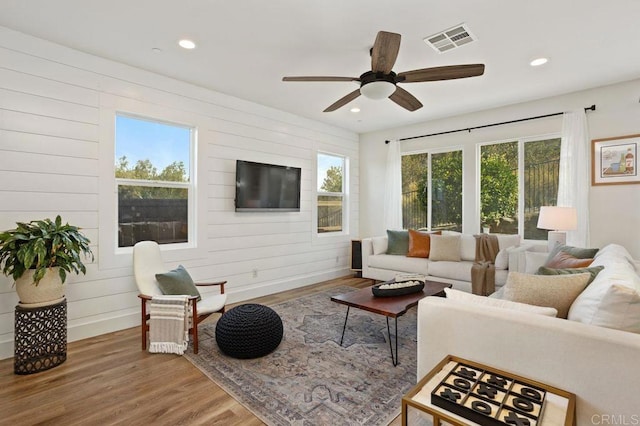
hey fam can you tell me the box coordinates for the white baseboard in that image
[0,269,352,360]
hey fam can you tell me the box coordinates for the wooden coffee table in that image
[331,280,451,366]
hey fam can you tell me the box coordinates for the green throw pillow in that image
[386,230,409,255]
[545,243,599,265]
[537,265,605,285]
[155,265,201,301]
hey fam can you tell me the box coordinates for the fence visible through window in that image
[402,157,560,233]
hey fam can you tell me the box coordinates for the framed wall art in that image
[591,134,640,186]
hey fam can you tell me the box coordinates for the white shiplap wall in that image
[0,26,359,359]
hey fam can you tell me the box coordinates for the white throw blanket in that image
[148,295,189,355]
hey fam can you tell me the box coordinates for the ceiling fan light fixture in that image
[360,81,396,100]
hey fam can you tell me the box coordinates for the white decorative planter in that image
[15,267,66,307]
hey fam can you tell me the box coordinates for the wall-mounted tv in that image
[235,160,302,212]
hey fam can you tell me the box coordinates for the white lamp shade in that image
[360,81,396,100]
[536,206,578,231]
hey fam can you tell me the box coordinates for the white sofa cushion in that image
[441,231,475,261]
[525,251,548,274]
[445,288,558,316]
[503,271,591,318]
[460,234,476,261]
[367,254,428,275]
[568,244,640,328]
[371,236,388,255]
[494,234,522,269]
[589,284,640,333]
[428,261,472,282]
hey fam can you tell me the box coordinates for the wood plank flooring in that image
[0,276,404,425]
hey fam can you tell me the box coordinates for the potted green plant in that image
[0,216,94,306]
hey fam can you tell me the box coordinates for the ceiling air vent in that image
[424,23,476,53]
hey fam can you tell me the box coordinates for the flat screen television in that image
[235,160,301,212]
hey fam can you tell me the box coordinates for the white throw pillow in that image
[589,285,640,334]
[460,235,476,261]
[503,271,591,318]
[429,234,462,262]
[495,246,521,270]
[491,234,521,270]
[445,288,558,317]
[371,237,388,255]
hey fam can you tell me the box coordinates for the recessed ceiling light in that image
[530,57,548,67]
[350,107,361,113]
[151,47,162,53]
[178,39,196,49]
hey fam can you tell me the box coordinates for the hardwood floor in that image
[0,276,404,425]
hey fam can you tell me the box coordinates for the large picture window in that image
[317,153,346,234]
[115,114,193,247]
[401,149,463,231]
[480,137,561,239]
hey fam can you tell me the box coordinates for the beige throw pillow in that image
[503,271,591,318]
[429,234,461,261]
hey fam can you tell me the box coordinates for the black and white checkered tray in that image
[431,362,546,426]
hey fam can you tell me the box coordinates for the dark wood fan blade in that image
[389,87,423,111]
[371,31,401,74]
[282,76,359,82]
[397,64,485,83]
[323,89,361,112]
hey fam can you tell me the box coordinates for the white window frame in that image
[476,133,561,240]
[315,151,349,237]
[98,94,207,269]
[114,113,195,249]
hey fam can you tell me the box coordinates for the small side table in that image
[402,355,576,426]
[14,299,67,375]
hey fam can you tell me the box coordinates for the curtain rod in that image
[385,104,596,143]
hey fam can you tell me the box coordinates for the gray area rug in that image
[184,286,418,425]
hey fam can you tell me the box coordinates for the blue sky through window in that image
[317,153,343,191]
[115,115,191,175]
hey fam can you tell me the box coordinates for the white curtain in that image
[383,139,403,230]
[558,110,590,246]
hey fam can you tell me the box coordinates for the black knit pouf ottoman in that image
[215,303,283,359]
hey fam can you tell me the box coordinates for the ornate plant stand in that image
[14,299,67,374]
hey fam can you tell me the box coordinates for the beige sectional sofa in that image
[361,231,521,293]
[417,243,640,424]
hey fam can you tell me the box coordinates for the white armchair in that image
[133,241,227,353]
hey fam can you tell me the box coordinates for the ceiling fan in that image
[282,31,485,112]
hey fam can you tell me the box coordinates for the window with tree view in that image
[480,137,561,239]
[115,115,193,247]
[317,153,345,234]
[401,150,462,232]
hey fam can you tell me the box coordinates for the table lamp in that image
[536,206,578,251]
